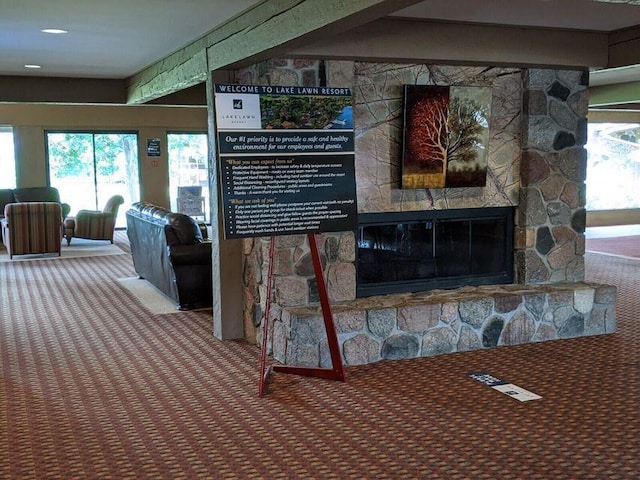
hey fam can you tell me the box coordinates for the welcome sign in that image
[214,83,357,239]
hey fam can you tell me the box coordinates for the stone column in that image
[516,69,589,284]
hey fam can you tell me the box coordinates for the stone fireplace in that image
[235,60,617,367]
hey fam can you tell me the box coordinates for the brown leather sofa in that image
[125,202,212,310]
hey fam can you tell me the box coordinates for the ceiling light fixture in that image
[24,64,42,69]
[41,28,68,34]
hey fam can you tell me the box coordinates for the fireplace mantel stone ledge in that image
[271,282,616,367]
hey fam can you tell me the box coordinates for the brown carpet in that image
[1,232,638,479]
[586,234,640,258]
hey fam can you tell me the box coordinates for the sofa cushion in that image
[13,187,61,203]
[0,189,15,217]
[167,213,203,245]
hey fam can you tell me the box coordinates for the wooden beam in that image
[288,18,609,69]
[126,0,423,104]
[0,76,126,104]
[204,0,424,70]
[609,25,640,68]
[126,46,208,105]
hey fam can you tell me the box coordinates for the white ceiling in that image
[1,0,640,79]
[0,0,261,78]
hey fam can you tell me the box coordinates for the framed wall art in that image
[401,85,492,189]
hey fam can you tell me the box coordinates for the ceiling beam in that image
[126,0,423,104]
[609,25,640,68]
[0,76,126,104]
[288,18,609,69]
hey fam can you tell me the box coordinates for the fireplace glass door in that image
[358,221,435,283]
[357,207,514,297]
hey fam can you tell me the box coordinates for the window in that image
[0,127,17,189]
[168,133,209,222]
[586,123,640,210]
[46,132,140,228]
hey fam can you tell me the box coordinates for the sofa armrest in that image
[169,242,212,266]
[61,202,71,219]
[196,220,208,240]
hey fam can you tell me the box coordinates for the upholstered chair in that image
[64,195,125,245]
[2,202,63,258]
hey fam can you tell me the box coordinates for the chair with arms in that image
[64,195,125,245]
[2,202,63,259]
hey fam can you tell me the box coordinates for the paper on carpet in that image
[117,277,180,315]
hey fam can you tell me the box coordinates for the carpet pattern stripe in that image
[1,232,638,479]
[586,234,640,258]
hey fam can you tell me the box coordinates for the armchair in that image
[64,195,125,245]
[2,202,63,259]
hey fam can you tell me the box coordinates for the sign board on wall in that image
[146,138,161,157]
[213,83,357,239]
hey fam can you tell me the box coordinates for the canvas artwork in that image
[401,85,492,189]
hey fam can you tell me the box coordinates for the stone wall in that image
[352,63,521,212]
[517,70,589,284]
[233,59,612,365]
[277,282,616,367]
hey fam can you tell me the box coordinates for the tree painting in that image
[402,85,491,189]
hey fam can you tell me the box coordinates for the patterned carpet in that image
[586,234,640,259]
[1,232,638,479]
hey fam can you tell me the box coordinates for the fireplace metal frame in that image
[356,207,515,297]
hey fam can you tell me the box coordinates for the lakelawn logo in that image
[215,91,262,129]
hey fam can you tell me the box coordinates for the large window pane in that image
[47,132,140,227]
[586,123,640,210]
[47,133,95,212]
[0,128,17,189]
[94,133,140,224]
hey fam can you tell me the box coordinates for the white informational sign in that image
[492,383,542,402]
[468,372,542,402]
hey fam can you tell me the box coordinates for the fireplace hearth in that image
[357,207,515,297]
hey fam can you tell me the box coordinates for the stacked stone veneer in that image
[517,70,589,284]
[276,282,616,367]
[233,59,617,366]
